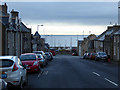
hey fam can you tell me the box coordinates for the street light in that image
[37,24,44,32]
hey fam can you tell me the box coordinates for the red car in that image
[20,53,41,73]
[90,53,97,60]
[50,48,56,56]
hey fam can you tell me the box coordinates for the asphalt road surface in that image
[24,55,119,88]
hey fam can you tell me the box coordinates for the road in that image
[24,55,119,88]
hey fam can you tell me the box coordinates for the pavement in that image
[79,56,120,65]
[23,55,119,89]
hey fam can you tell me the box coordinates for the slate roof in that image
[95,25,120,41]
[21,22,31,32]
[114,30,120,35]
[34,31,41,37]
[1,16,31,32]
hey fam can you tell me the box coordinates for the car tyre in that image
[18,78,23,89]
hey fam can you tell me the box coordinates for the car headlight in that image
[33,61,38,66]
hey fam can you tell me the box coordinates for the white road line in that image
[45,71,48,75]
[105,78,118,87]
[92,72,100,77]
[38,71,43,78]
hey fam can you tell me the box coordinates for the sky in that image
[1,1,118,35]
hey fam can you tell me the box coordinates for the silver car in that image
[0,56,27,88]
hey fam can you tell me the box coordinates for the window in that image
[0,59,14,67]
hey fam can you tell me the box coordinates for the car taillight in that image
[12,63,18,72]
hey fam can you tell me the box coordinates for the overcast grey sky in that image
[4,2,118,35]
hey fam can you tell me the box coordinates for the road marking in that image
[43,71,48,75]
[45,71,48,75]
[105,78,118,87]
[92,72,100,77]
[38,71,43,78]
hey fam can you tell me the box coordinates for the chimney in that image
[1,3,8,15]
[107,26,113,30]
[11,9,19,19]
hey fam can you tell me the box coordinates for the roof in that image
[34,31,41,37]
[0,56,16,60]
[21,53,35,55]
[21,22,31,32]
[113,30,120,35]
[95,25,120,41]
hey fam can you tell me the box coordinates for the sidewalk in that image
[109,60,120,65]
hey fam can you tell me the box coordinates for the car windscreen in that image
[20,55,36,61]
[0,59,14,67]
[45,53,49,55]
[99,52,106,55]
[36,54,42,58]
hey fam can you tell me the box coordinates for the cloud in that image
[7,2,117,25]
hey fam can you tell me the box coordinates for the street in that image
[24,55,119,88]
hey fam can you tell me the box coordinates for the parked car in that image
[0,56,27,89]
[89,53,97,60]
[95,52,108,61]
[0,79,8,90]
[20,53,41,73]
[72,52,78,56]
[49,52,53,60]
[45,52,53,61]
[36,54,46,68]
[33,51,48,65]
[50,48,56,56]
[83,53,88,59]
[83,53,91,59]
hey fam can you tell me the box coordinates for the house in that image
[78,34,96,56]
[94,25,120,61]
[32,31,45,51]
[113,30,120,61]
[77,40,82,56]
[0,3,32,57]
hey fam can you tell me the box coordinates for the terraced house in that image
[0,3,32,57]
[94,25,120,61]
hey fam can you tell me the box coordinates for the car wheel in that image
[18,78,23,89]
[38,66,41,73]
[23,76,28,86]
[46,61,48,65]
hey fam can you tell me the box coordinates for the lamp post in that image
[37,24,43,32]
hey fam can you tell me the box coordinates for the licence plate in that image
[0,74,7,79]
[26,67,30,69]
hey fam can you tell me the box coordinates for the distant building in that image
[32,31,45,51]
[78,34,96,56]
[113,30,120,61]
[94,25,120,61]
[77,40,82,56]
